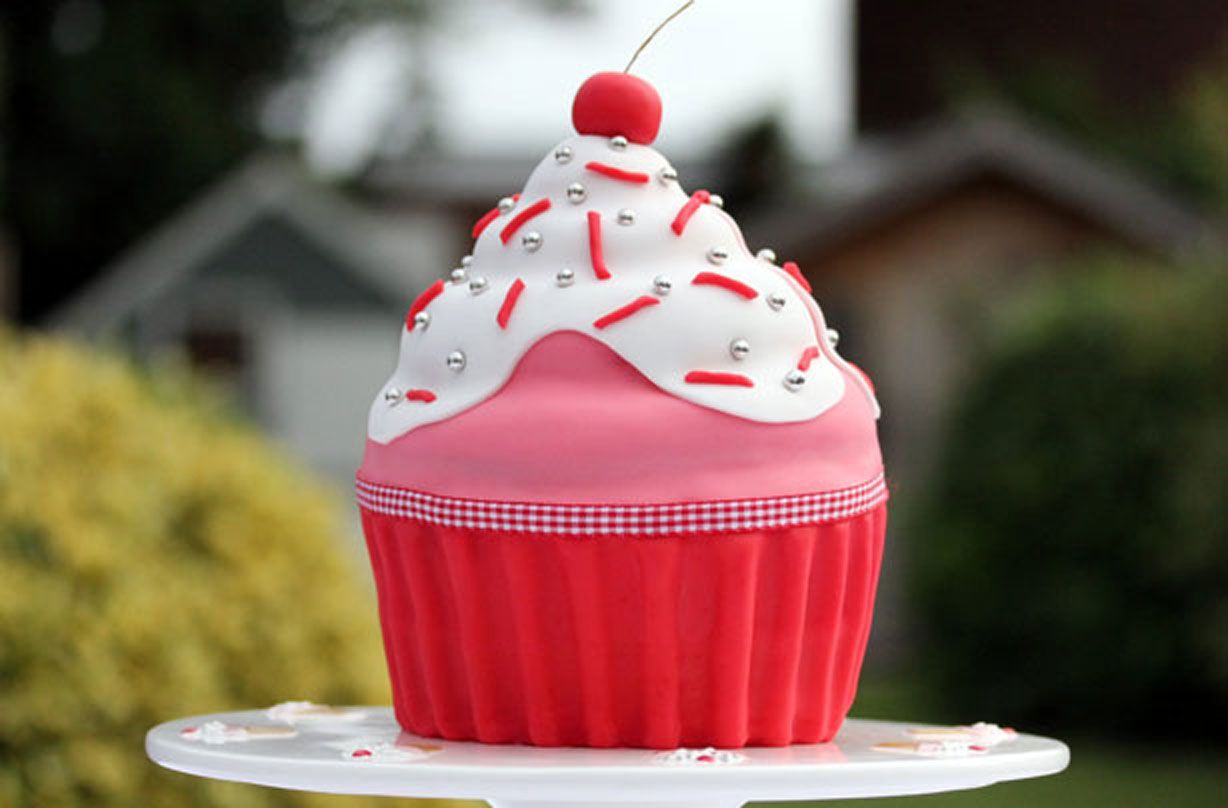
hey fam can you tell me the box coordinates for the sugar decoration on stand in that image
[179,721,298,745]
[265,701,367,724]
[873,740,990,758]
[654,747,746,766]
[368,66,879,444]
[341,739,443,764]
[907,721,1019,746]
[874,721,1020,758]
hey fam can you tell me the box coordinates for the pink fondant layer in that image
[360,331,882,504]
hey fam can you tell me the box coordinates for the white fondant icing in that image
[369,134,879,443]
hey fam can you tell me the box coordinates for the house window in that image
[185,324,247,384]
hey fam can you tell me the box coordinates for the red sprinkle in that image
[497,278,526,330]
[351,749,373,758]
[671,190,711,235]
[585,161,651,184]
[471,207,500,240]
[593,295,660,330]
[499,197,552,244]
[406,389,436,403]
[691,271,758,299]
[684,370,755,388]
[587,211,612,279]
[797,346,821,371]
[405,279,445,330]
[471,193,521,240]
[783,260,812,292]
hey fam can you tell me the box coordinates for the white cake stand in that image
[146,707,1068,808]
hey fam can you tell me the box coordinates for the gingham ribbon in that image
[355,472,887,537]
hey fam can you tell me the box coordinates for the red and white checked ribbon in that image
[356,472,887,537]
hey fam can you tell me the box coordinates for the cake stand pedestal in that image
[146,708,1068,807]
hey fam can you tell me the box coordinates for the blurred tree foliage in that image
[0,0,583,322]
[941,44,1228,212]
[912,260,1228,738]
[0,331,473,807]
[0,1,295,321]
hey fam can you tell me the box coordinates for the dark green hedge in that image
[912,259,1228,737]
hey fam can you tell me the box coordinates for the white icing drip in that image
[369,134,880,443]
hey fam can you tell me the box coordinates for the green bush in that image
[912,258,1228,737]
[0,331,470,807]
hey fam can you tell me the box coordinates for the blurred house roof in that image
[48,155,439,336]
[55,111,1212,339]
[856,0,1228,132]
[755,110,1212,261]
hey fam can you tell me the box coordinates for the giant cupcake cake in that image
[356,70,887,749]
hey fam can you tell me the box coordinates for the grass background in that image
[756,677,1228,808]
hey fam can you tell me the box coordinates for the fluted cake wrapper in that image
[359,503,886,749]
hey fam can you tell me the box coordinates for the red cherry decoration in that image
[571,72,663,145]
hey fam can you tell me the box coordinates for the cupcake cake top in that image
[368,72,878,445]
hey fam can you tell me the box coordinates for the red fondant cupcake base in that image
[360,504,886,749]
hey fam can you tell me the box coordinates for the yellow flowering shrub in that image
[0,331,475,808]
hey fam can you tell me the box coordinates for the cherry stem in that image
[624,0,696,73]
